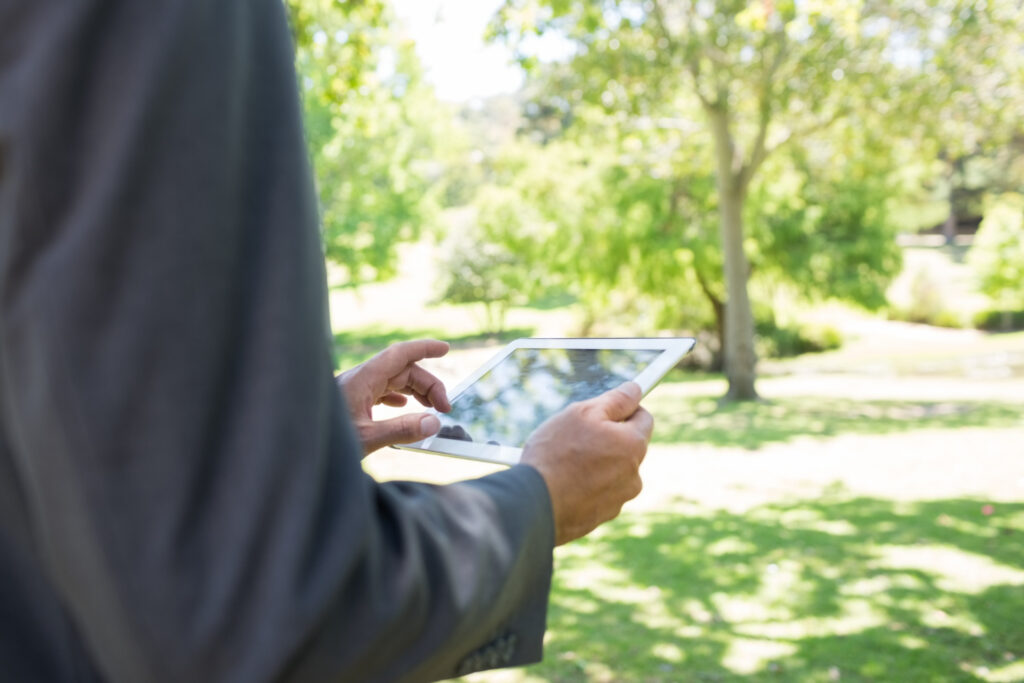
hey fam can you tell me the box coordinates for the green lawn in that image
[337,296,1024,683]
[447,331,1022,682]
[646,391,1023,450]
[511,496,1024,683]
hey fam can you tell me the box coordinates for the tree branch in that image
[765,106,849,159]
[653,0,714,108]
[738,36,788,190]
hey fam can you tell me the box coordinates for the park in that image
[292,0,1024,680]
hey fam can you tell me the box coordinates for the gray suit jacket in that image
[0,1,554,681]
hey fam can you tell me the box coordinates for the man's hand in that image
[336,339,452,456]
[521,382,653,546]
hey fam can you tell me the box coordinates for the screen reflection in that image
[436,348,661,448]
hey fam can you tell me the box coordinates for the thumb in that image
[593,381,643,422]
[362,413,441,452]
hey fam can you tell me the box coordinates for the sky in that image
[390,0,524,102]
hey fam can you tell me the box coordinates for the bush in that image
[930,310,966,329]
[887,305,965,329]
[436,237,531,334]
[973,308,1024,332]
[885,265,964,328]
[755,316,843,358]
[969,195,1024,312]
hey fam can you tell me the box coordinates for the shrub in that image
[969,195,1024,312]
[930,310,966,329]
[973,308,1024,332]
[755,316,843,358]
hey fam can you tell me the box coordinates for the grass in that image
[334,250,1024,682]
[646,392,1024,450]
[761,330,1024,379]
[463,495,1024,682]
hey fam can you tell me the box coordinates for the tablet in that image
[395,337,695,466]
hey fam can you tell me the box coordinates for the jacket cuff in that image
[453,464,555,676]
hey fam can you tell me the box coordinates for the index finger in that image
[401,365,452,413]
[374,339,450,375]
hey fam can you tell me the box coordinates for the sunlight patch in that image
[842,573,926,597]
[920,606,984,636]
[873,544,1024,593]
[706,536,759,555]
[897,634,929,650]
[633,596,687,632]
[722,637,797,675]
[734,598,886,639]
[979,660,1024,683]
[651,642,685,663]
[808,519,859,535]
[558,563,631,591]
[556,593,601,614]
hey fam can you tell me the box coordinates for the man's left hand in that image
[337,339,452,456]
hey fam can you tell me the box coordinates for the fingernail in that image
[420,414,441,437]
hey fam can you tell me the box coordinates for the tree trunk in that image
[694,265,726,373]
[942,159,957,245]
[708,107,758,400]
[942,209,957,245]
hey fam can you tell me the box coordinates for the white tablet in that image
[395,337,695,466]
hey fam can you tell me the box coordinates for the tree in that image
[490,0,942,398]
[287,0,448,284]
[468,108,902,366]
[891,0,1024,242]
[436,188,544,334]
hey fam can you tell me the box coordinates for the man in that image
[0,1,653,681]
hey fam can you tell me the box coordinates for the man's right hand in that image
[521,382,653,546]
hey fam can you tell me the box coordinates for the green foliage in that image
[465,109,903,346]
[286,0,386,98]
[488,0,1024,399]
[973,309,1024,333]
[755,317,843,360]
[332,324,532,370]
[288,0,446,284]
[436,209,537,334]
[969,195,1024,312]
[457,141,646,331]
[487,0,917,394]
[749,125,904,310]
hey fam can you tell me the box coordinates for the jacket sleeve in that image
[0,1,554,681]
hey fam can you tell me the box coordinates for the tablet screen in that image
[435,347,661,448]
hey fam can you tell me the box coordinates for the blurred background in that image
[287,0,1023,680]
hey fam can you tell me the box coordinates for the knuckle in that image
[605,392,630,414]
[631,429,651,454]
[627,475,643,500]
[399,418,420,439]
[567,402,589,420]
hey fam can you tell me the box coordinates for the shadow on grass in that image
[333,327,533,369]
[648,395,1024,449]
[519,494,1024,682]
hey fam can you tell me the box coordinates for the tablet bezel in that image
[394,337,695,466]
